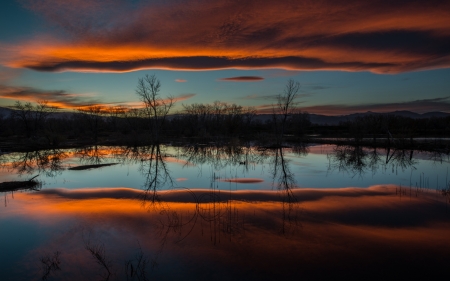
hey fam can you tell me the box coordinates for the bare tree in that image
[13,100,57,138]
[77,105,105,142]
[136,74,174,142]
[272,79,300,145]
[0,112,4,137]
[104,105,127,131]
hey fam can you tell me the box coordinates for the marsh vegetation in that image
[1,77,448,153]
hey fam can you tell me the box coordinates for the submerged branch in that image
[0,175,40,192]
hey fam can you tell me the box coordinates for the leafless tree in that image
[136,74,174,142]
[181,102,256,137]
[273,79,300,145]
[77,105,105,143]
[0,113,4,135]
[104,105,127,131]
[13,100,57,138]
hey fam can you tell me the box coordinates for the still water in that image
[1,144,449,280]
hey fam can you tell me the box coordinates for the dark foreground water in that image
[1,144,449,280]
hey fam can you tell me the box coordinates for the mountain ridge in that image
[1,107,449,125]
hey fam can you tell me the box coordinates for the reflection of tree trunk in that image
[139,144,173,203]
[271,147,300,234]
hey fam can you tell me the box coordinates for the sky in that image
[0,0,449,115]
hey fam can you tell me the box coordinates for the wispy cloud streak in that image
[0,84,196,109]
[0,84,101,108]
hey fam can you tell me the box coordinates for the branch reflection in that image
[269,146,302,234]
[75,145,110,165]
[1,149,67,178]
[327,145,418,178]
[179,143,268,171]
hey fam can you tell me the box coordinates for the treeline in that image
[1,72,449,150]
[1,101,450,149]
[0,100,311,148]
[310,114,450,148]
[342,114,450,142]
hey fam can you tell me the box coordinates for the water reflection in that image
[0,149,67,178]
[1,144,448,187]
[3,186,450,280]
[327,145,418,177]
[149,144,306,239]
[75,145,110,165]
[179,143,268,171]
[3,144,450,280]
[269,146,302,234]
[40,251,61,280]
[139,145,173,203]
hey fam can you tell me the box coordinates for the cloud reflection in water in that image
[2,185,450,280]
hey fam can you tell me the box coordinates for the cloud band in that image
[2,0,449,73]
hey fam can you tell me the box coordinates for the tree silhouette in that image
[272,79,300,145]
[136,74,174,142]
[13,100,57,138]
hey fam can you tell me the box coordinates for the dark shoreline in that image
[1,135,449,154]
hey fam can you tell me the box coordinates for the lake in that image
[1,144,450,280]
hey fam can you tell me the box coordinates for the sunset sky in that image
[1,0,449,115]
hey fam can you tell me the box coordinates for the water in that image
[1,144,449,280]
[1,144,449,190]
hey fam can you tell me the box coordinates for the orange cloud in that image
[0,84,104,109]
[169,93,196,103]
[175,79,187,82]
[0,84,195,110]
[2,0,449,73]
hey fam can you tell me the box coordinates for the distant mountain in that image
[307,111,450,125]
[1,107,449,125]
[421,111,450,118]
[0,107,77,119]
[0,107,14,118]
[252,111,450,125]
